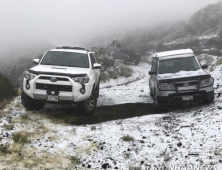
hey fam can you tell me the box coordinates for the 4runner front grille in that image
[36,83,72,92]
[39,76,69,81]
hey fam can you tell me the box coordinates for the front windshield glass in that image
[158,57,200,74]
[41,51,89,68]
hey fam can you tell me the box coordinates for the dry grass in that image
[2,124,14,130]
[70,156,81,164]
[21,114,29,122]
[0,144,10,154]
[45,110,78,125]
[124,152,131,159]
[121,135,134,142]
[160,148,172,162]
[12,132,30,145]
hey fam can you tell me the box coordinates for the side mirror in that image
[93,63,101,69]
[33,59,40,64]
[201,64,208,69]
[149,71,156,75]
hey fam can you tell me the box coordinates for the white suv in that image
[149,49,214,108]
[21,47,101,115]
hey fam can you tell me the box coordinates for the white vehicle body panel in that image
[23,48,101,103]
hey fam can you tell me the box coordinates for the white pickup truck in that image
[21,47,101,115]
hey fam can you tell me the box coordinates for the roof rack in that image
[152,49,194,58]
[56,46,89,51]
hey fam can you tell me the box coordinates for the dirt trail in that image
[76,103,166,125]
[42,103,166,126]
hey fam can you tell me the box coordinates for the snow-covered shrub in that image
[215,58,222,67]
[197,54,214,66]
[118,65,133,78]
[0,72,16,100]
[101,65,133,82]
[97,54,115,69]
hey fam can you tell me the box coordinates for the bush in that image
[121,135,134,142]
[119,65,133,78]
[12,132,29,145]
[70,156,81,164]
[0,144,10,154]
[98,55,115,68]
[0,72,16,100]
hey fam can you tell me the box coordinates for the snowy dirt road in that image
[1,62,222,170]
[98,63,153,106]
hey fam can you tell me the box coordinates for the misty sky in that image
[0,0,219,49]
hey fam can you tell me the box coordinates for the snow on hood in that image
[158,69,209,80]
[30,65,90,75]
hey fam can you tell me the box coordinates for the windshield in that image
[41,51,89,68]
[158,57,200,74]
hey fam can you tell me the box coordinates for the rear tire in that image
[77,91,97,115]
[21,92,45,110]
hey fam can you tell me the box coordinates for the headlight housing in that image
[158,83,175,90]
[72,76,89,83]
[200,78,214,87]
[24,71,36,80]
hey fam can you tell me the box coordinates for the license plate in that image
[47,95,59,102]
[182,96,193,101]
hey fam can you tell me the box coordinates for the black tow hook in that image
[25,80,30,90]
[79,83,86,94]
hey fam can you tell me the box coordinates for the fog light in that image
[26,84,30,90]
[80,88,85,94]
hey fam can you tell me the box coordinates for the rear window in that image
[158,57,200,74]
[41,51,89,68]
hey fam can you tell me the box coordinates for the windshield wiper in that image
[41,63,59,66]
[184,69,197,71]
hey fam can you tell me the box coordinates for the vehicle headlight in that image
[72,76,89,83]
[200,78,214,87]
[24,71,36,80]
[158,83,175,90]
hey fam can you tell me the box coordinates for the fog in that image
[0,0,219,56]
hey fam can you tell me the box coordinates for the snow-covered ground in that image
[1,61,222,170]
[98,63,152,106]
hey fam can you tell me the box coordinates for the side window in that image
[90,53,96,67]
[151,59,157,72]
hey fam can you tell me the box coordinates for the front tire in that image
[95,82,100,98]
[21,92,45,110]
[153,91,165,110]
[77,91,97,115]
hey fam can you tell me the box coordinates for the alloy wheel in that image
[86,95,95,111]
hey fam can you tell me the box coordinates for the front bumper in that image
[22,76,94,103]
[157,90,214,104]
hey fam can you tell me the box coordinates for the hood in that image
[30,65,90,76]
[157,69,210,80]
